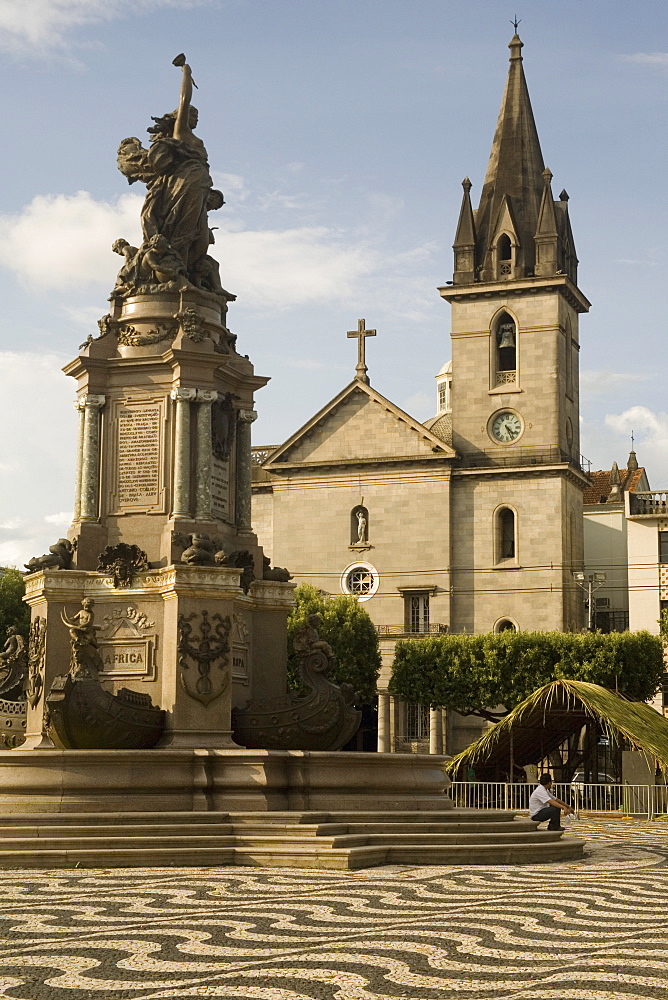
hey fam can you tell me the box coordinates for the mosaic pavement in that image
[0,819,667,1000]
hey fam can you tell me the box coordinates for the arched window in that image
[494,312,516,386]
[497,233,513,277]
[351,505,369,545]
[564,317,573,399]
[495,506,517,562]
[498,233,512,260]
[494,618,517,633]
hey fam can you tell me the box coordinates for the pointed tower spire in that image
[608,461,622,503]
[453,178,477,284]
[534,167,559,276]
[472,33,546,281]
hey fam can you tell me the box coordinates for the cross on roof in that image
[347,319,376,384]
[510,15,521,31]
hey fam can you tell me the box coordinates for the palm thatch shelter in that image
[446,679,668,780]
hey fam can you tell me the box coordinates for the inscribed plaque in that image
[116,403,162,509]
[211,455,231,520]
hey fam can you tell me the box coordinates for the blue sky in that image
[1,0,667,565]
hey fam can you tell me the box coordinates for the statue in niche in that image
[0,626,27,699]
[61,598,103,680]
[116,53,224,284]
[25,538,74,573]
[350,506,369,546]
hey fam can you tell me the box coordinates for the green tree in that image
[0,569,30,641]
[390,630,663,721]
[287,583,381,702]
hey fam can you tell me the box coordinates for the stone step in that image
[0,823,234,839]
[232,829,564,848]
[232,820,538,837]
[229,810,516,824]
[0,835,237,852]
[0,811,231,826]
[0,809,585,869]
[232,839,584,870]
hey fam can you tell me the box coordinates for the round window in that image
[340,561,379,602]
[494,618,518,633]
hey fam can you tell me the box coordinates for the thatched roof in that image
[446,679,668,777]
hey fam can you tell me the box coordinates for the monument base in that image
[0,751,586,867]
[0,749,451,813]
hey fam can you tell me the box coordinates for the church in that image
[252,32,590,755]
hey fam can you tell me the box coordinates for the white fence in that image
[449,781,668,820]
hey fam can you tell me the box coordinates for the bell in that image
[497,324,516,349]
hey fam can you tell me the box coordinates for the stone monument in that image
[0,54,453,832]
[20,53,301,752]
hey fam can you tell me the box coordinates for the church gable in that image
[267,384,453,468]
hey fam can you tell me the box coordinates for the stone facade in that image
[252,32,592,756]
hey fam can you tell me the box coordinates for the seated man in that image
[529,773,575,831]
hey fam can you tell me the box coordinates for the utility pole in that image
[572,571,607,631]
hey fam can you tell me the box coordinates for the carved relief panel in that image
[211,394,236,523]
[177,609,231,705]
[231,613,250,683]
[97,605,158,681]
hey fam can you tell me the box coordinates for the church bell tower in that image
[440,33,589,633]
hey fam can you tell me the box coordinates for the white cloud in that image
[44,511,74,525]
[0,185,440,319]
[0,191,142,290]
[604,406,668,487]
[212,225,379,308]
[212,173,247,202]
[622,52,668,69]
[0,0,206,55]
[0,351,76,567]
[580,370,650,397]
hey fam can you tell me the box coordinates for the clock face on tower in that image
[490,410,523,444]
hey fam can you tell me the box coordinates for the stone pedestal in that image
[22,286,301,752]
[23,566,295,750]
[62,289,269,575]
[0,749,451,813]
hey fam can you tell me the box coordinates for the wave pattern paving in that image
[0,819,667,1000]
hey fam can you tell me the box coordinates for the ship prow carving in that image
[46,674,165,750]
[232,614,360,751]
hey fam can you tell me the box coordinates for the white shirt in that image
[529,783,555,817]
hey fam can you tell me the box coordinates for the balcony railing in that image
[375,623,448,637]
[629,491,668,517]
[495,370,516,386]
